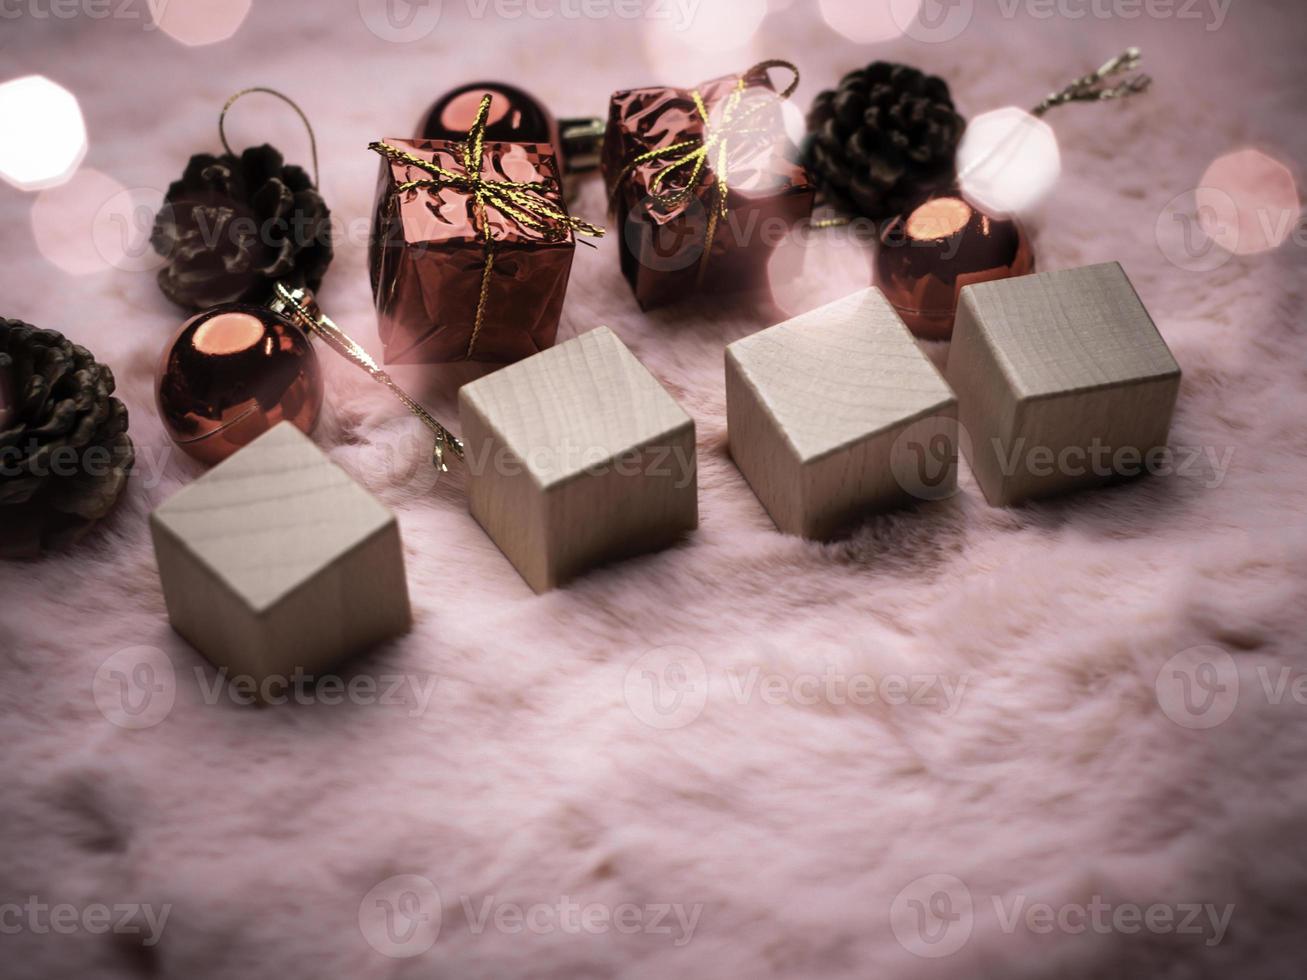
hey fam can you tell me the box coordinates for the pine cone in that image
[151,144,333,311]
[805,62,966,220]
[0,319,135,558]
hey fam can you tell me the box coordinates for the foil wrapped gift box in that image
[601,60,815,310]
[368,104,602,364]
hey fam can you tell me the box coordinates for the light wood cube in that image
[726,288,958,540]
[459,326,697,592]
[947,262,1182,506]
[151,422,411,682]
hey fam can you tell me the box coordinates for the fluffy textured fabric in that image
[2,3,1306,978]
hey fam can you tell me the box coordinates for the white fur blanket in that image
[2,1,1305,977]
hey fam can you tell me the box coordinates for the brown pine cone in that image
[0,319,135,558]
[805,62,966,220]
[150,144,333,311]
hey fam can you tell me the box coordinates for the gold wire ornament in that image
[1031,48,1152,118]
[215,88,465,474]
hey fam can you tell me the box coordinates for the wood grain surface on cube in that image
[150,423,411,682]
[459,326,697,592]
[726,288,958,539]
[947,262,1181,506]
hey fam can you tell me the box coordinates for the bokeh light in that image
[673,0,766,53]
[767,225,875,318]
[30,168,131,275]
[641,0,766,82]
[1197,149,1301,256]
[151,0,252,47]
[956,107,1062,216]
[818,0,917,44]
[0,76,87,191]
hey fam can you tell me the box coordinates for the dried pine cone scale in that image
[0,319,134,558]
[151,144,333,312]
[806,62,966,220]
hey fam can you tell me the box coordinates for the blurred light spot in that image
[674,0,766,52]
[819,0,917,43]
[0,76,87,191]
[151,0,252,47]
[31,169,129,275]
[778,99,806,151]
[957,107,1061,216]
[1197,149,1300,256]
[767,225,874,318]
[715,91,802,199]
[642,0,765,82]
[906,196,972,240]
[93,184,166,274]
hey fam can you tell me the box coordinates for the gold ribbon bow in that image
[370,96,605,360]
[614,59,800,286]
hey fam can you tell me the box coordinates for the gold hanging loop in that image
[219,87,321,186]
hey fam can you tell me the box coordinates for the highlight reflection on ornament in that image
[419,81,604,175]
[156,305,323,465]
[877,191,1035,340]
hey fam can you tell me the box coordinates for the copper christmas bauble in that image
[421,80,558,148]
[156,305,323,466]
[876,192,1035,341]
[419,81,603,175]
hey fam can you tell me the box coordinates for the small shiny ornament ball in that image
[420,80,558,148]
[419,81,604,175]
[156,305,323,466]
[876,192,1036,341]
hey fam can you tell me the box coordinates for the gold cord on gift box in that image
[610,59,801,287]
[215,88,465,474]
[370,96,606,360]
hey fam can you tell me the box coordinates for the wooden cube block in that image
[459,326,697,592]
[151,422,411,682]
[947,262,1182,506]
[726,288,958,540]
